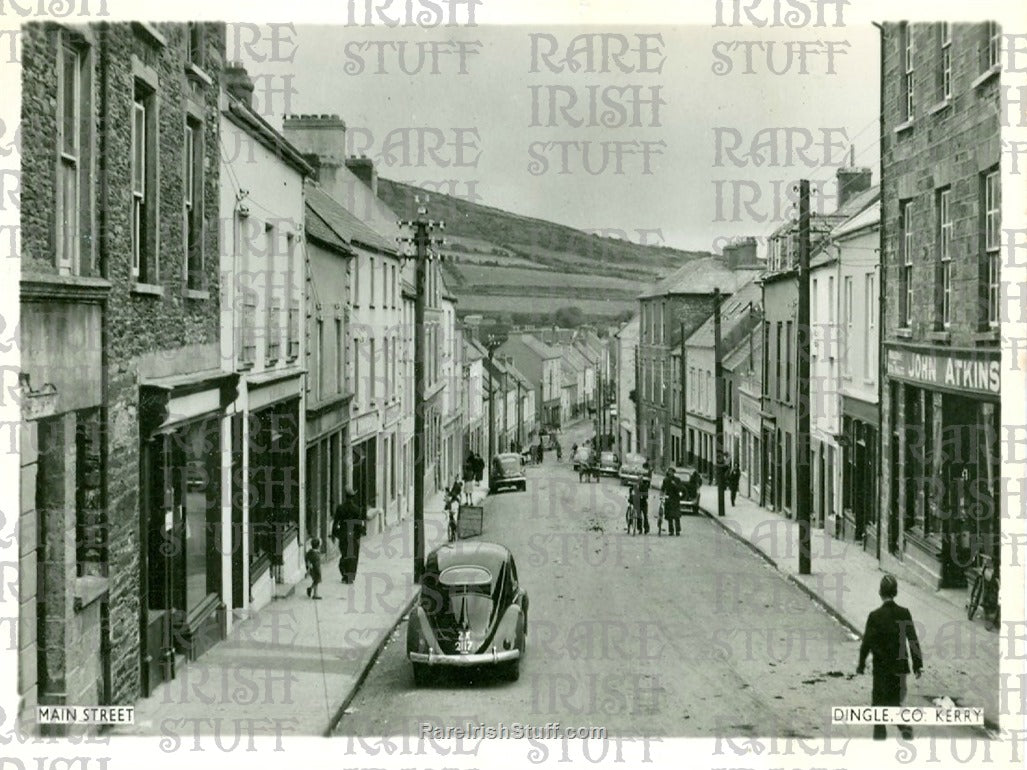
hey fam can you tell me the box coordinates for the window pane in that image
[60,161,78,268]
[62,46,78,156]
[133,101,146,195]
[184,128,194,208]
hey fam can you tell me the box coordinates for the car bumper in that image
[409,648,521,666]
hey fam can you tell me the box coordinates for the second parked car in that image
[598,451,620,476]
[490,452,527,493]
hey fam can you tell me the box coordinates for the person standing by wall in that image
[728,462,741,506]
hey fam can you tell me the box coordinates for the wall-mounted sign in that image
[886,347,1000,397]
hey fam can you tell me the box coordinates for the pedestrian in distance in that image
[728,462,741,506]
[472,452,484,487]
[555,440,562,461]
[632,475,650,534]
[463,455,476,504]
[661,468,684,536]
[689,468,703,498]
[332,488,366,584]
[856,574,924,741]
[305,537,322,599]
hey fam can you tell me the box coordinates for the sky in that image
[231,20,880,255]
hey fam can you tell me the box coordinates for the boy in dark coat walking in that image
[305,538,322,599]
[856,575,924,740]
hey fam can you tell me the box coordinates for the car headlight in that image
[418,636,428,653]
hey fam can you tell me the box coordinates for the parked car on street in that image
[490,452,527,493]
[667,465,701,515]
[598,451,620,476]
[618,453,650,486]
[407,540,528,684]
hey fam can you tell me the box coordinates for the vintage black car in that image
[490,452,527,493]
[618,452,650,486]
[406,541,529,684]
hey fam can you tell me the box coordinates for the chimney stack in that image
[282,113,347,162]
[723,236,759,269]
[345,155,378,198]
[224,61,254,108]
[836,166,872,209]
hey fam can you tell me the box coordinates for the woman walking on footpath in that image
[332,488,366,583]
[728,462,741,506]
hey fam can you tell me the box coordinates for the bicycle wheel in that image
[967,573,984,621]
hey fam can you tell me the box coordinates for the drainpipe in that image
[873,20,885,563]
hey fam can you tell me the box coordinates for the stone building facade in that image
[879,22,1002,589]
[19,21,228,720]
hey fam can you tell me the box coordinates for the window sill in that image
[895,328,913,339]
[132,282,165,297]
[894,120,914,135]
[237,362,255,372]
[973,328,1001,344]
[184,288,210,301]
[133,22,167,48]
[74,575,108,613]
[927,330,951,343]
[971,65,1000,89]
[185,62,213,87]
[927,99,952,116]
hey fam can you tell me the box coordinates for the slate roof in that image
[639,256,763,299]
[519,334,561,360]
[685,278,763,350]
[305,182,395,254]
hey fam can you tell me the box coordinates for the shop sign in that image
[886,348,1000,396]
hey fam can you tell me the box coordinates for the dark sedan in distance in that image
[489,453,527,493]
[618,452,650,486]
[406,541,529,684]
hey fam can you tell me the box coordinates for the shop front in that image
[738,389,761,502]
[840,395,879,548]
[884,346,1001,589]
[139,370,237,693]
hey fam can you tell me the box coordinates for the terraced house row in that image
[623,20,1003,598]
[16,21,468,727]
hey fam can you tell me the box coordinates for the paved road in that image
[336,424,987,740]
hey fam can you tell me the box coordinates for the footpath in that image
[114,483,485,739]
[686,482,1002,731]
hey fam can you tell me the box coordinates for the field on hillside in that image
[451,263,645,291]
[453,293,636,316]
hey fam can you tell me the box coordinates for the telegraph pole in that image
[796,179,813,576]
[713,288,726,518]
[398,197,443,583]
[679,321,687,465]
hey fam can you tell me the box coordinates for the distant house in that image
[614,316,640,456]
[637,252,761,469]
[496,334,562,429]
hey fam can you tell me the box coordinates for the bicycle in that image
[967,554,1000,630]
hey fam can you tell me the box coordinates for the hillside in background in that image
[377,178,715,323]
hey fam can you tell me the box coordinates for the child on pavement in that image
[305,538,322,599]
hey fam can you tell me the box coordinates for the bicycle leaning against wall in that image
[966,553,1000,631]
